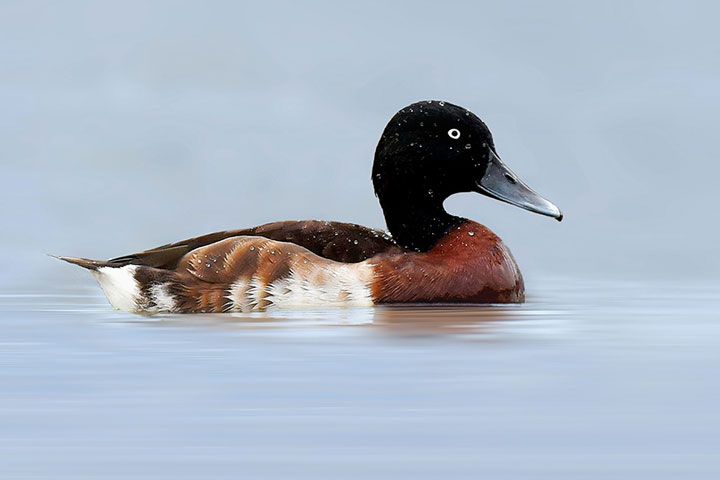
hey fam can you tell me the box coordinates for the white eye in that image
[447,128,461,139]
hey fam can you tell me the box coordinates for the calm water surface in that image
[1,276,719,479]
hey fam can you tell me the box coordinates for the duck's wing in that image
[164,235,377,312]
[108,220,400,269]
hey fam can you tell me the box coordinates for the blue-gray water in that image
[2,277,719,479]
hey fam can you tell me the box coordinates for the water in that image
[1,277,719,479]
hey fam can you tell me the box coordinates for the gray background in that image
[1,0,718,288]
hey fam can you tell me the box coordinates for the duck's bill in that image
[475,149,563,221]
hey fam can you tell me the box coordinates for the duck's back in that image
[108,220,402,268]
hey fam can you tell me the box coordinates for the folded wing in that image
[109,220,400,269]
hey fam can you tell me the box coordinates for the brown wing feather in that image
[109,220,400,269]
[167,235,365,313]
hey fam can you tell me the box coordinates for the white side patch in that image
[247,276,267,310]
[264,263,375,309]
[92,266,141,313]
[150,283,177,313]
[227,277,252,313]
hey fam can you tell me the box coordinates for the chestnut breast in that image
[370,220,524,304]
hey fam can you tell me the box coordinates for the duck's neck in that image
[379,194,465,252]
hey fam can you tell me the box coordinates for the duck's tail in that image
[48,254,113,271]
[51,254,147,312]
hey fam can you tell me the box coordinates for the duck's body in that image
[59,219,522,313]
[57,101,561,314]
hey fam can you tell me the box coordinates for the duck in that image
[55,100,562,314]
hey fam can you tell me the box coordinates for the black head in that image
[372,100,561,251]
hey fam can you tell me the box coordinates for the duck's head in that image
[372,100,562,251]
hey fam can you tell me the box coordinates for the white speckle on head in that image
[92,266,141,313]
